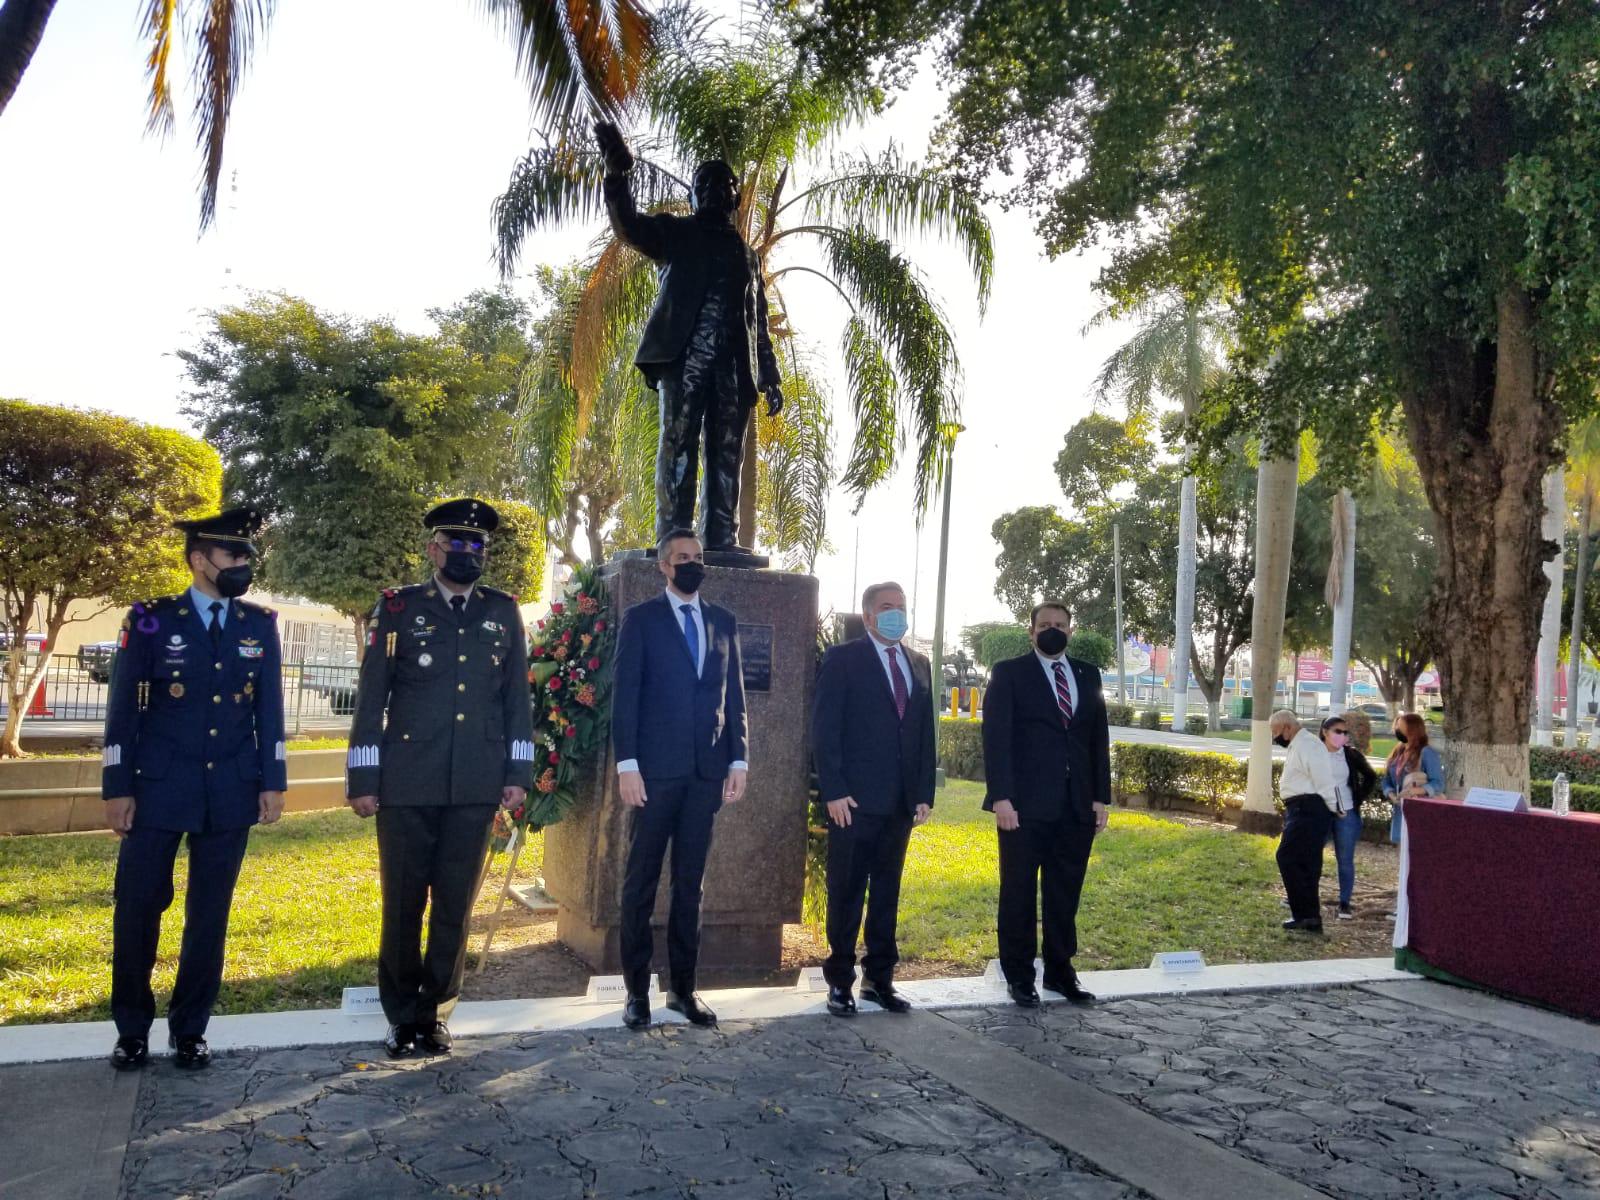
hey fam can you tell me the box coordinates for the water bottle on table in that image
[1552,771,1570,817]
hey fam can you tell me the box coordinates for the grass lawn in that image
[1205,728,1398,759]
[0,782,1395,1024]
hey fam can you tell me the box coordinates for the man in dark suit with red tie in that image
[811,582,936,1016]
[611,528,749,1029]
[981,601,1110,1007]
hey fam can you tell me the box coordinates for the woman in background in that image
[1321,716,1378,920]
[1381,712,1444,844]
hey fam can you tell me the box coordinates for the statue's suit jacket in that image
[603,173,783,406]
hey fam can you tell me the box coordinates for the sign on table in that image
[1463,788,1528,813]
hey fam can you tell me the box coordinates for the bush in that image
[1529,779,1600,813]
[1067,628,1115,669]
[979,626,1033,666]
[1183,715,1208,736]
[938,718,985,781]
[1107,702,1136,726]
[1138,709,1163,730]
[1111,743,1283,811]
[1529,745,1600,785]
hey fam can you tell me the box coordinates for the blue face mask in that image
[875,609,908,642]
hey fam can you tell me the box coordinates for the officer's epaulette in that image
[234,596,277,619]
[478,584,515,603]
[374,582,426,617]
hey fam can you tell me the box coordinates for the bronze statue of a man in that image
[596,122,784,552]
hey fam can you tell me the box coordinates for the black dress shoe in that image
[1282,918,1324,933]
[168,1033,211,1070]
[1042,973,1097,1006]
[860,981,911,1013]
[665,991,717,1026]
[383,1023,416,1058]
[415,1020,452,1055]
[622,993,651,1029]
[1007,982,1041,1008]
[110,1035,148,1071]
[825,985,857,1017]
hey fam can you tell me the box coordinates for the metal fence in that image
[1,618,365,736]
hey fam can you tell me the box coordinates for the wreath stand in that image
[472,823,559,974]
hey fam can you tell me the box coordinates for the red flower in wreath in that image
[547,751,560,765]
[564,726,577,738]
[588,657,601,670]
[594,619,607,632]
[551,602,564,615]
[561,631,573,643]
[548,677,563,690]
[578,595,600,615]
[533,645,545,655]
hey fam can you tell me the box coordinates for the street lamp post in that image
[1113,520,1127,705]
[930,423,964,714]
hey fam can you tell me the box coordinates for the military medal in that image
[418,653,433,668]
[244,681,254,696]
[169,682,185,698]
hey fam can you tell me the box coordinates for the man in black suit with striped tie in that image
[981,601,1110,1007]
[611,528,748,1029]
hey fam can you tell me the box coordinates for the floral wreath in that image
[493,562,614,846]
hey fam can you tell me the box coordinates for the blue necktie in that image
[681,604,699,676]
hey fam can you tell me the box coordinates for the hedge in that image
[1111,743,1276,810]
[1107,702,1135,726]
[1138,709,1162,730]
[1528,745,1600,785]
[1529,779,1600,813]
[938,718,985,781]
[1183,715,1207,736]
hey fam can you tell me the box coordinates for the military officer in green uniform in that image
[346,498,535,1058]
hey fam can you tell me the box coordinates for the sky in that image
[0,0,1140,641]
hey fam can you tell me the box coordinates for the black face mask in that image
[671,561,706,595]
[1035,627,1069,657]
[441,550,484,585]
[1273,734,1290,748]
[209,561,253,599]
[1393,729,1407,744]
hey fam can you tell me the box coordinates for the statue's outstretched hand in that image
[594,121,634,175]
[765,384,785,417]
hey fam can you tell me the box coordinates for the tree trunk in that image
[1566,491,1592,737]
[1404,287,1561,796]
[1534,465,1566,744]
[1170,472,1198,728]
[0,606,67,759]
[584,493,607,563]
[1328,490,1356,710]
[1243,443,1301,831]
[0,0,57,116]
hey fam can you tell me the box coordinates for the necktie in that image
[681,604,700,675]
[1053,660,1074,726]
[207,601,223,654]
[451,594,466,623]
[886,646,908,720]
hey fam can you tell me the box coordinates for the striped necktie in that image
[1053,660,1074,726]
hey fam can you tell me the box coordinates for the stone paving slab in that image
[947,986,1600,1199]
[116,1020,1151,1199]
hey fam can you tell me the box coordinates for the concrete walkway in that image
[4,975,1596,1199]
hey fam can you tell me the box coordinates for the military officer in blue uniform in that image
[346,498,535,1058]
[101,506,288,1071]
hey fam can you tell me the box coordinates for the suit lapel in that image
[1032,655,1071,729]
[859,636,902,719]
[661,593,699,676]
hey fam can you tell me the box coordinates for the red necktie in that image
[886,646,908,720]
[1053,660,1074,726]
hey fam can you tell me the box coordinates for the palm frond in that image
[512,269,585,517]
[1090,292,1231,421]
[612,366,660,551]
[821,228,961,511]
[492,145,683,275]
[569,236,668,433]
[781,146,994,312]
[141,0,178,138]
[478,0,654,136]
[835,314,901,504]
[193,0,274,230]
[757,350,834,572]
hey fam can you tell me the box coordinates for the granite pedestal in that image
[541,557,818,979]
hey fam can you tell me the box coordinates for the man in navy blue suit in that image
[811,582,936,1016]
[981,602,1110,1008]
[100,506,287,1070]
[611,528,748,1028]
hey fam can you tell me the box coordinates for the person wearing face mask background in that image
[610,528,749,1029]
[345,498,533,1059]
[100,506,287,1071]
[1271,709,1340,932]
[811,582,936,1017]
[1319,717,1379,920]
[1381,712,1444,844]
[981,602,1111,1007]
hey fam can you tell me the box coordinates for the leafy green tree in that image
[180,293,544,636]
[0,0,653,228]
[977,625,1031,668]
[801,0,1600,791]
[0,399,220,757]
[492,5,992,524]
[479,497,545,603]
[1067,629,1115,671]
[959,620,1015,663]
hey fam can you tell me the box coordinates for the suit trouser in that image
[823,811,914,988]
[620,776,722,995]
[656,297,749,547]
[375,804,496,1026]
[1277,795,1334,921]
[111,824,251,1038]
[997,816,1096,986]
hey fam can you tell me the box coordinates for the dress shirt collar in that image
[665,586,702,618]
[188,584,227,624]
[433,573,476,604]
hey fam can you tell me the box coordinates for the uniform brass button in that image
[458,655,467,663]
[172,670,180,677]
[456,713,465,722]
[209,729,217,736]
[215,663,222,670]
[213,695,221,703]
[457,683,465,692]
[402,733,410,740]
[206,761,214,769]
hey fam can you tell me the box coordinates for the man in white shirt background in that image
[1271,709,1337,933]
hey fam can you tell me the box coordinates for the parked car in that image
[301,649,360,715]
[1314,702,1393,721]
[77,641,119,683]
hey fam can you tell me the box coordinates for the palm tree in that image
[0,0,651,229]
[1242,435,1301,831]
[1091,295,1228,729]
[1565,414,1600,736]
[491,4,992,526]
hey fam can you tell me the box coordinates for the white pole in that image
[1114,521,1127,705]
[1535,466,1565,744]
